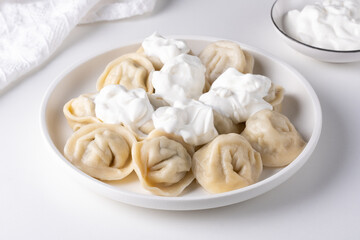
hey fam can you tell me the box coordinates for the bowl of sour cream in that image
[271,0,360,62]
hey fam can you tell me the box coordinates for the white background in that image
[1,0,360,239]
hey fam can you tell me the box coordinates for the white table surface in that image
[1,0,360,239]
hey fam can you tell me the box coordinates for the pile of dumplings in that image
[63,33,307,197]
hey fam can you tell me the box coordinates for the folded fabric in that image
[0,0,157,91]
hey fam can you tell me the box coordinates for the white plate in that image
[40,36,322,210]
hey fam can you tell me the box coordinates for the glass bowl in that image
[271,0,360,63]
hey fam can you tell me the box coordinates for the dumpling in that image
[132,130,195,196]
[136,47,163,70]
[243,50,255,74]
[152,99,218,146]
[94,85,154,140]
[138,120,155,137]
[192,133,262,194]
[137,32,191,70]
[96,53,155,93]
[151,54,206,104]
[199,40,254,86]
[241,109,306,167]
[199,68,272,124]
[146,93,170,109]
[64,123,137,180]
[264,84,284,112]
[63,93,101,131]
[212,110,244,134]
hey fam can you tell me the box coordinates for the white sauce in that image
[94,85,154,134]
[152,100,218,146]
[93,34,277,146]
[284,0,360,50]
[142,32,190,63]
[151,53,206,104]
[199,68,272,123]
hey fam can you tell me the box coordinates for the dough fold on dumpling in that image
[136,47,163,70]
[192,133,262,194]
[264,84,284,112]
[199,40,254,87]
[241,109,306,167]
[64,123,137,180]
[212,110,244,134]
[96,53,155,93]
[120,119,155,141]
[146,93,170,109]
[132,130,195,196]
[137,120,155,138]
[63,93,101,131]
[243,50,255,74]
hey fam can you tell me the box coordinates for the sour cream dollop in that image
[151,53,206,103]
[283,0,360,50]
[94,85,154,133]
[199,68,272,123]
[142,32,191,64]
[152,100,218,145]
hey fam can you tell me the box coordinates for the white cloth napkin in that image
[0,0,157,91]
